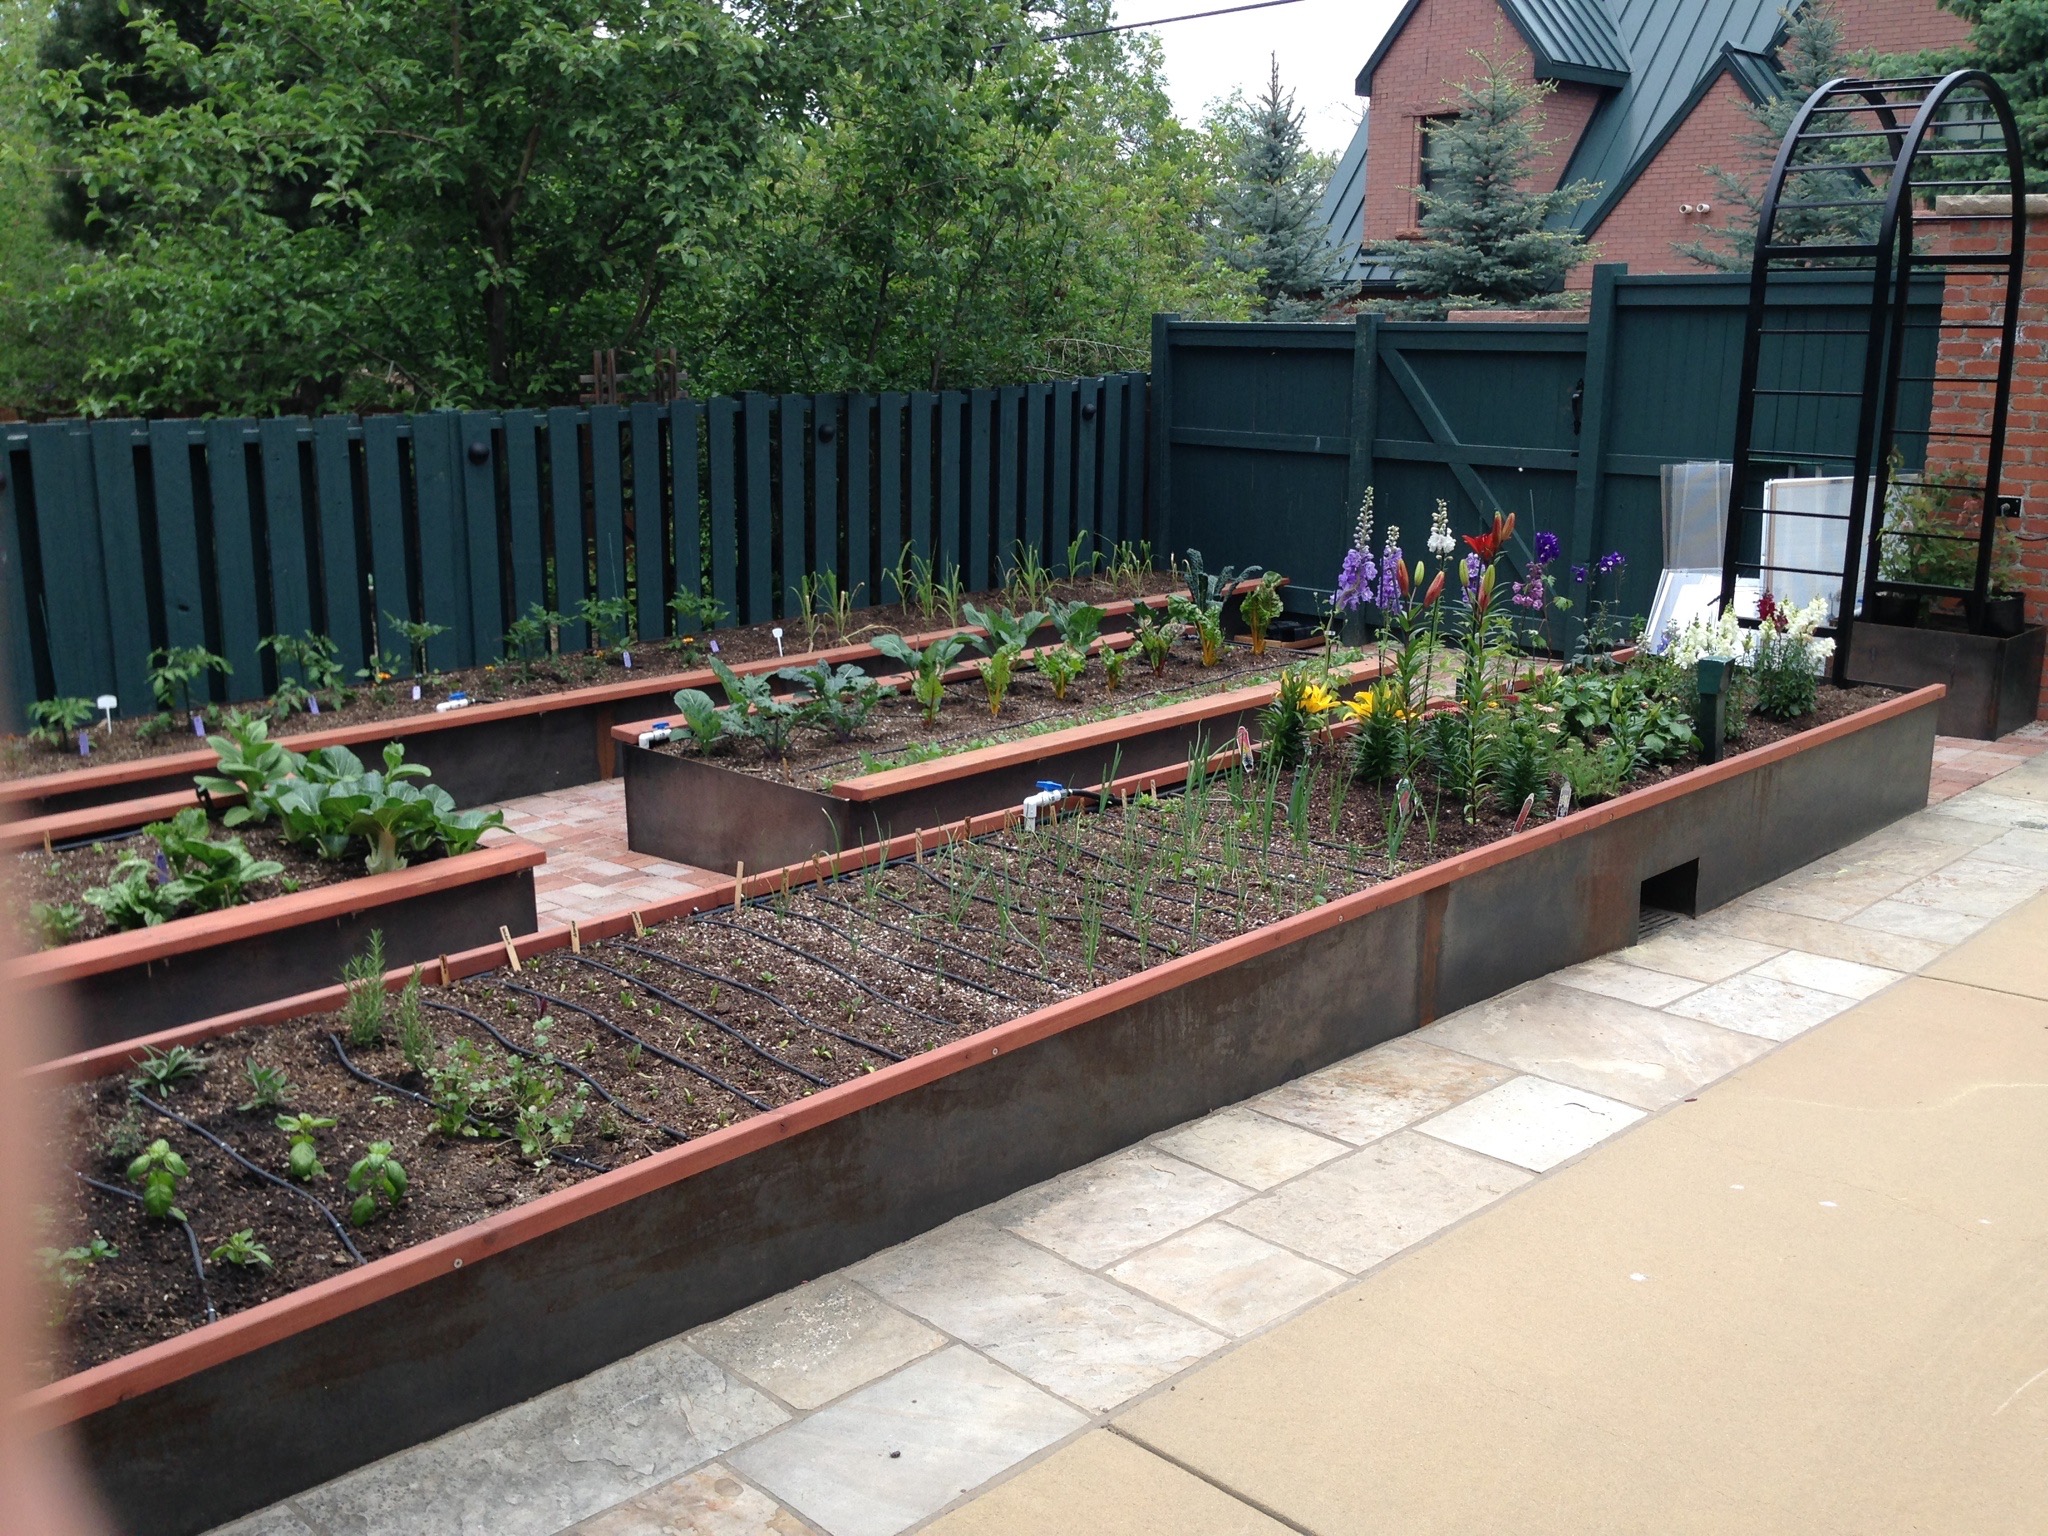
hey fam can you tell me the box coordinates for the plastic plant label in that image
[412,684,422,701]
[307,696,320,715]
[192,714,207,737]
[710,639,720,654]
[622,650,633,670]
[95,693,117,729]
[76,729,91,757]
[772,627,784,658]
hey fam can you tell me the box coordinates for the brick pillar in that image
[1931,194,2048,716]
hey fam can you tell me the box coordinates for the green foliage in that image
[341,929,388,1048]
[395,966,434,1075]
[346,1142,408,1226]
[1100,645,1129,691]
[1925,0,2048,184]
[502,605,564,675]
[777,661,891,742]
[126,1138,190,1221]
[509,1018,589,1163]
[423,1038,504,1138]
[197,713,301,823]
[1751,624,1822,721]
[1489,703,1556,817]
[1239,573,1287,655]
[1347,681,1407,785]
[275,1112,335,1181]
[1132,611,1180,676]
[962,603,1048,655]
[147,645,231,718]
[670,687,732,752]
[39,1235,117,1291]
[1047,600,1107,653]
[1878,459,2022,592]
[27,696,94,748]
[30,900,81,948]
[1256,667,1325,770]
[576,596,636,654]
[978,643,1020,718]
[1168,597,1227,667]
[209,1229,273,1269]
[238,1058,295,1112]
[709,657,800,756]
[1365,48,1598,304]
[1555,737,1633,805]
[667,591,729,635]
[129,1044,206,1097]
[84,807,284,929]
[383,613,448,678]
[259,631,345,714]
[1034,644,1088,702]
[266,741,503,874]
[1208,59,1353,317]
[872,632,973,724]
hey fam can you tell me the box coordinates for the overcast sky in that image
[1133,0,1409,152]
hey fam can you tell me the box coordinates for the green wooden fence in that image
[1151,266,1938,622]
[0,376,1148,722]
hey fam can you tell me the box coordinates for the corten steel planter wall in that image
[622,647,1353,875]
[0,600,1182,830]
[29,685,1941,1536]
[1846,620,2045,740]
[9,842,544,1055]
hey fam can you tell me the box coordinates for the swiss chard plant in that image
[1047,600,1107,653]
[871,633,972,725]
[1132,611,1180,676]
[1033,644,1087,702]
[961,603,1047,656]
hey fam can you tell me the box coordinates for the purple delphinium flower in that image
[1510,565,1547,611]
[1533,530,1560,564]
[1335,546,1376,612]
[1463,551,1483,596]
[1376,543,1403,612]
[1596,550,1627,575]
[1571,564,1588,585]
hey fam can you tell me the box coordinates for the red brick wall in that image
[1833,0,1970,53]
[1576,72,1757,285]
[1361,0,1603,241]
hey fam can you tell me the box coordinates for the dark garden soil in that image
[32,682,1899,1382]
[9,820,400,950]
[1,574,1185,781]
[662,640,1306,791]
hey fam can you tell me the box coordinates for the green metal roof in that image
[1356,0,1629,95]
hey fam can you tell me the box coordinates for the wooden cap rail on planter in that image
[5,840,547,991]
[0,788,215,853]
[19,682,1947,1430]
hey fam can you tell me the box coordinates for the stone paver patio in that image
[210,740,2048,1536]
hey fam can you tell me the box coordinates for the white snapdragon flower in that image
[1425,499,1456,559]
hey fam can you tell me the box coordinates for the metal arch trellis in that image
[1720,71,2028,683]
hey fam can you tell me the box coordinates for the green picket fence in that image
[0,375,1149,724]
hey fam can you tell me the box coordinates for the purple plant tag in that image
[77,729,91,757]
[192,714,206,737]
[308,696,321,715]
[412,684,422,701]
[153,850,171,882]
[710,639,720,654]
[622,650,633,670]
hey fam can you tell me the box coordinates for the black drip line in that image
[75,1173,217,1326]
[688,909,959,1030]
[806,887,1063,995]
[422,996,689,1145]
[742,901,1031,1004]
[568,952,831,1089]
[133,1090,366,1264]
[616,940,904,1062]
[501,979,771,1112]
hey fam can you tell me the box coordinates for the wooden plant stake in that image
[631,909,647,937]
[569,920,582,954]
[499,925,522,973]
[733,861,745,912]
[437,953,451,987]
[42,829,53,857]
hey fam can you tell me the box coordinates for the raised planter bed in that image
[9,840,544,1054]
[1845,618,2045,739]
[0,596,1187,827]
[24,682,1939,1536]
[620,653,1375,873]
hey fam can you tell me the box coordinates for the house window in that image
[1417,114,1457,220]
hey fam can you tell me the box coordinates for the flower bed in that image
[24,669,1939,1535]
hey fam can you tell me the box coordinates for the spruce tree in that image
[1366,49,1598,305]
[1211,57,1353,319]
[1884,1,2048,186]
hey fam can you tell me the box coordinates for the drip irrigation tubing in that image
[325,1036,610,1174]
[502,980,771,1112]
[422,998,688,1145]
[906,854,1161,950]
[132,1091,365,1264]
[76,1173,216,1325]
[748,902,1033,1004]
[807,890,1061,994]
[567,953,831,1089]
[616,941,903,1062]
[689,911,958,1030]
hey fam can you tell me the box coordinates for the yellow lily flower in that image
[1299,682,1340,715]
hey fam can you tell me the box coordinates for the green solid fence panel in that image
[968,388,993,590]
[546,407,588,651]
[257,419,313,646]
[28,424,113,704]
[630,402,666,642]
[411,413,470,670]
[812,392,838,582]
[502,410,545,621]
[777,393,807,613]
[670,398,702,610]
[589,406,628,607]
[148,420,209,660]
[937,393,962,581]
[1099,377,1125,550]
[459,410,504,659]
[1051,380,1075,565]
[1123,373,1148,552]
[88,421,152,716]
[0,434,36,721]
[997,386,1021,576]
[877,393,904,589]
[203,419,265,691]
[311,417,365,668]
[908,392,934,565]
[1074,378,1100,559]
[743,393,774,624]
[708,396,740,627]
[845,394,872,604]
[360,415,411,663]
[1022,385,1048,566]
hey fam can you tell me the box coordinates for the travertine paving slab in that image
[294,1340,787,1536]
[565,1463,814,1535]
[1252,1036,1514,1145]
[1415,1075,1645,1173]
[1550,955,1703,1007]
[1224,1131,1531,1274]
[1413,981,1773,1110]
[991,1148,1247,1269]
[1973,826,2048,872]
[1105,1221,1346,1336]
[1151,1106,1347,1190]
[1747,949,1900,1000]
[728,1348,1084,1536]
[1610,926,1782,983]
[1886,860,2046,919]
[1701,904,1944,971]
[1924,890,2048,999]
[849,1221,1224,1411]
[1664,972,1855,1041]
[920,1430,1292,1536]
[691,1276,944,1411]
[1848,898,1992,946]
[1928,790,2048,829]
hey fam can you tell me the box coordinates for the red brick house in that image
[1323,0,1971,287]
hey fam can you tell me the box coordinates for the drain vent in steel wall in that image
[1637,906,1687,943]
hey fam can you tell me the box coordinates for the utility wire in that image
[1043,0,1306,44]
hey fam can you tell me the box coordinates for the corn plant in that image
[1006,542,1056,608]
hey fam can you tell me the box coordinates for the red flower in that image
[1423,570,1446,606]
[1395,560,1412,597]
[1463,511,1517,565]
